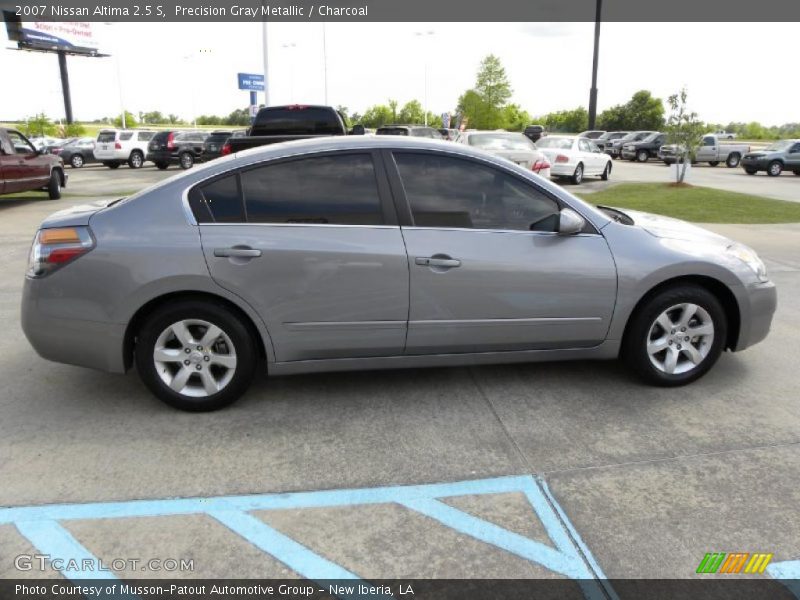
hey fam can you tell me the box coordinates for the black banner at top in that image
[2,0,800,22]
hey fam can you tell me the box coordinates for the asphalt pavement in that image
[0,164,798,596]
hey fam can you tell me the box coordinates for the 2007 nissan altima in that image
[21,137,776,411]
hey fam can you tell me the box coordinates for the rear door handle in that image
[214,247,262,258]
[415,256,461,268]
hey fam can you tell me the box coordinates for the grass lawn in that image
[577,183,800,224]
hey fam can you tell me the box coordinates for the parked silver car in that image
[21,137,776,411]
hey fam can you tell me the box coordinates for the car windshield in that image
[467,133,536,151]
[535,137,573,150]
[764,141,792,151]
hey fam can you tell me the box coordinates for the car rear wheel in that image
[601,162,611,181]
[623,284,726,386]
[767,161,783,177]
[128,150,144,169]
[571,163,584,184]
[726,153,741,168]
[47,171,62,200]
[636,150,649,163]
[155,162,169,170]
[70,154,84,168]
[179,152,195,169]
[135,300,257,411]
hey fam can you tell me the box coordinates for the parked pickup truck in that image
[659,134,750,168]
[222,105,363,155]
[0,128,66,199]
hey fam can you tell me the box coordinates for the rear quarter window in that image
[190,174,244,223]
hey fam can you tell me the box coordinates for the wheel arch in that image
[51,165,66,186]
[621,274,741,352]
[123,290,269,371]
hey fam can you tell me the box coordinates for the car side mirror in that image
[558,208,586,235]
[351,124,365,136]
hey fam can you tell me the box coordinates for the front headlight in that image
[727,243,768,282]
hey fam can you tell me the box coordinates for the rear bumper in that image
[147,150,203,165]
[734,280,777,351]
[549,163,577,177]
[21,278,126,373]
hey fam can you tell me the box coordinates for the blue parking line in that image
[767,560,800,599]
[2,475,611,600]
[209,510,393,600]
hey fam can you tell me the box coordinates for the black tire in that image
[128,150,144,169]
[155,162,170,170]
[636,150,649,163]
[105,161,121,169]
[70,154,85,168]
[47,170,62,200]
[179,152,195,170]
[709,161,719,167]
[571,163,584,185]
[601,161,611,181]
[622,284,727,387]
[135,299,258,411]
[726,153,741,168]
[745,168,758,175]
[767,160,783,177]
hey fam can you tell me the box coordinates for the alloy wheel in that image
[153,319,237,397]
[646,303,714,375]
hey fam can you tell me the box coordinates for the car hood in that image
[744,151,774,158]
[40,199,118,228]
[616,208,732,246]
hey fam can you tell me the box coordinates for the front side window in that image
[702,137,715,146]
[394,153,559,232]
[6,131,35,154]
[241,153,383,225]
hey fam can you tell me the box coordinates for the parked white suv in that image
[94,129,156,169]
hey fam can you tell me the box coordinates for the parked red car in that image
[0,128,66,199]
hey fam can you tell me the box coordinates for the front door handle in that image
[415,256,461,268]
[214,247,262,258]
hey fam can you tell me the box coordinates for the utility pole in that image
[588,0,602,129]
[57,51,73,124]
[262,20,270,106]
[322,22,329,104]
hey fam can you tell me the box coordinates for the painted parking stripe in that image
[209,509,393,600]
[2,475,611,600]
[767,560,800,599]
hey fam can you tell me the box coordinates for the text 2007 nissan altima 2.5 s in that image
[21,137,776,411]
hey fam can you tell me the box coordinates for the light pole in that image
[588,0,603,130]
[262,20,270,106]
[282,42,297,103]
[322,22,329,105]
[181,53,198,127]
[414,30,435,126]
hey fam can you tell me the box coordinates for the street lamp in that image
[588,0,603,129]
[414,30,435,126]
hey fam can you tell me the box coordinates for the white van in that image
[94,129,156,169]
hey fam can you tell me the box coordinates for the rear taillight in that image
[555,154,569,163]
[221,142,232,156]
[532,159,551,173]
[167,132,175,150]
[114,142,122,150]
[27,227,95,278]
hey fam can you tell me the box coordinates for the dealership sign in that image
[238,73,265,91]
[4,18,102,55]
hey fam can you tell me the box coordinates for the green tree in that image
[22,113,58,137]
[223,108,250,126]
[113,111,138,128]
[398,100,425,124]
[360,104,394,128]
[664,88,706,184]
[475,55,511,112]
[456,89,489,130]
[387,99,398,122]
[64,122,86,137]
[167,114,182,125]
[502,104,532,132]
[142,110,165,124]
[597,90,665,130]
[196,114,222,126]
[542,107,588,133]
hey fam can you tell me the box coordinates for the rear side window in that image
[394,153,559,232]
[119,132,134,141]
[191,174,244,223]
[250,107,342,135]
[241,154,382,225]
[137,132,154,141]
[97,131,116,143]
[376,128,409,136]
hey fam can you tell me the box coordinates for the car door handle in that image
[415,256,461,268]
[214,247,262,258]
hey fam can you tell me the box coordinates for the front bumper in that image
[734,280,777,351]
[21,278,126,373]
[621,149,637,160]
[741,157,770,171]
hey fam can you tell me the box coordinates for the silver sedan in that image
[21,137,776,411]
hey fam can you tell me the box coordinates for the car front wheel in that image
[601,162,611,180]
[767,161,783,176]
[636,150,649,162]
[623,284,727,386]
[128,150,144,169]
[135,300,257,411]
[47,170,62,200]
